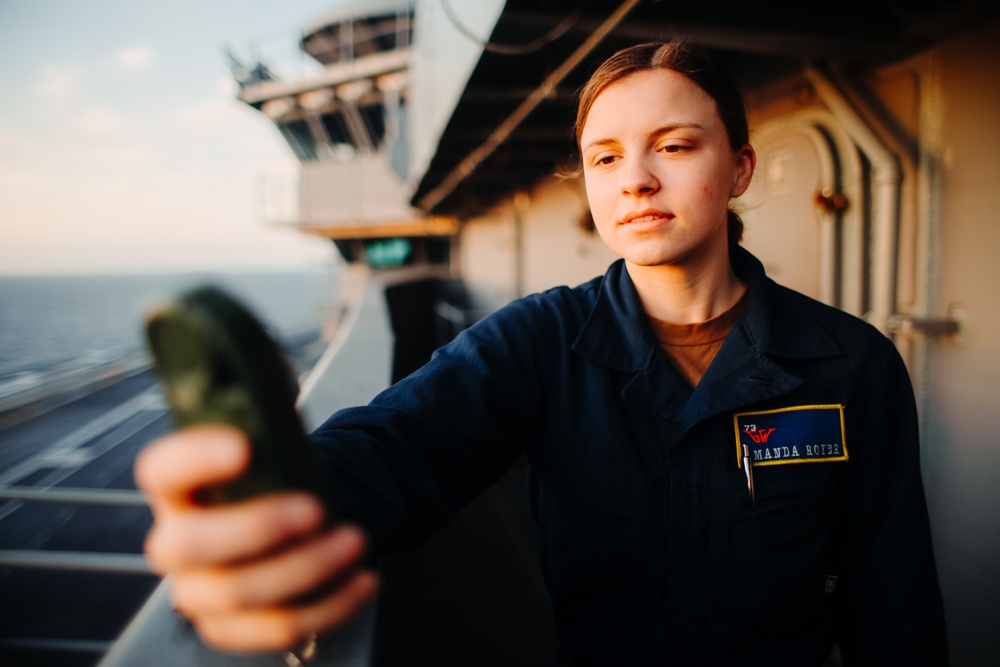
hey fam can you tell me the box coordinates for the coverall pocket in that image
[722,465,837,633]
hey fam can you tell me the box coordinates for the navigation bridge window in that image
[233,0,414,166]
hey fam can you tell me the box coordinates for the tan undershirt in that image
[647,290,748,388]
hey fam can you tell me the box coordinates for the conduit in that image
[806,66,902,335]
[416,0,644,212]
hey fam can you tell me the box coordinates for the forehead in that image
[580,68,721,145]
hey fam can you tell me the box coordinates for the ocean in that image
[0,268,338,387]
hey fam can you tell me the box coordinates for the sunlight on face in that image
[580,69,754,271]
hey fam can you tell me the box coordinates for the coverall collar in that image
[728,246,843,361]
[571,246,843,426]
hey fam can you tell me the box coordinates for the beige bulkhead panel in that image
[740,111,864,316]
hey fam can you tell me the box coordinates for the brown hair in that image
[575,41,750,245]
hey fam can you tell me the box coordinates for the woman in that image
[137,42,947,665]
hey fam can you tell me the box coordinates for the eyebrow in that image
[581,122,708,154]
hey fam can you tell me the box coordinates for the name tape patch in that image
[734,404,847,468]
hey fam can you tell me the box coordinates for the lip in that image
[618,209,675,226]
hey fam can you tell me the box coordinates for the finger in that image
[194,570,380,652]
[172,525,368,614]
[135,425,250,507]
[145,492,324,572]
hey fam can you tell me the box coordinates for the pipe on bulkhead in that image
[805,67,902,335]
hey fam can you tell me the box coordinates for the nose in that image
[620,155,659,197]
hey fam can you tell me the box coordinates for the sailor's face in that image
[580,68,754,270]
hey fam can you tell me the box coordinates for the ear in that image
[730,144,756,198]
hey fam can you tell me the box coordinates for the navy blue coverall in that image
[312,247,948,666]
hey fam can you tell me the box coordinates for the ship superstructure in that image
[232,0,456,271]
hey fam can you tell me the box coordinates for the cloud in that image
[79,106,125,135]
[33,65,83,101]
[171,95,265,135]
[116,46,156,70]
[173,98,232,129]
[0,128,21,152]
[0,124,160,178]
[88,144,162,167]
[217,73,239,97]
[0,162,45,197]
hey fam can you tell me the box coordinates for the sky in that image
[0,0,352,274]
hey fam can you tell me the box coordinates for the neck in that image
[626,249,745,324]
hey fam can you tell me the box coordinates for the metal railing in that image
[0,486,153,660]
[0,487,150,574]
[0,486,146,506]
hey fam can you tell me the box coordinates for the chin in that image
[624,244,716,269]
[624,253,680,268]
[617,242,684,266]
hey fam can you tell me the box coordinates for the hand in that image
[135,425,378,652]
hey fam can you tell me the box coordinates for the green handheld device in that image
[144,286,339,520]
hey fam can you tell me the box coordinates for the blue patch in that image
[734,404,847,468]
